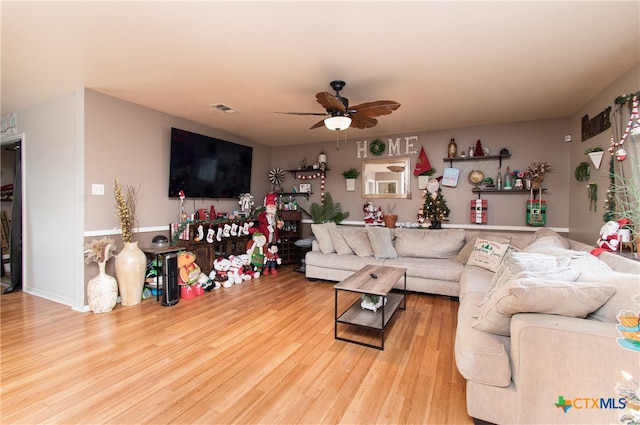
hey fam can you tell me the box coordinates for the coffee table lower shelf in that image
[335,292,405,350]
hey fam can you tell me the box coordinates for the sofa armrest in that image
[510,313,638,424]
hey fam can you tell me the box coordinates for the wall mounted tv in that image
[168,127,253,199]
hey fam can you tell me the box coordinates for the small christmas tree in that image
[423,189,450,229]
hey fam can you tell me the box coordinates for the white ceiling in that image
[2,1,639,147]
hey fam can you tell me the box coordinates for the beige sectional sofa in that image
[305,223,640,424]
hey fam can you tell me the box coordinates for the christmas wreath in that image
[369,139,385,156]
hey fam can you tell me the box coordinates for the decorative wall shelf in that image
[472,187,546,199]
[279,191,313,200]
[443,153,511,168]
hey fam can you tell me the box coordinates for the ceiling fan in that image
[275,80,401,131]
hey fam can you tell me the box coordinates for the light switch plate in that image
[91,184,105,195]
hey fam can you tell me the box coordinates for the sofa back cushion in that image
[366,226,398,259]
[311,222,337,254]
[582,271,640,322]
[393,228,465,258]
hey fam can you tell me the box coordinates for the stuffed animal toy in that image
[246,231,267,276]
[596,218,631,252]
[177,251,201,286]
[258,193,283,244]
[363,201,376,225]
[228,255,250,284]
[238,253,259,279]
[263,243,282,275]
[211,257,234,288]
[197,272,217,292]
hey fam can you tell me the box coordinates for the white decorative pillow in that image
[345,230,374,257]
[482,251,567,305]
[466,238,510,272]
[329,227,354,255]
[366,226,397,259]
[472,276,616,336]
[311,222,337,254]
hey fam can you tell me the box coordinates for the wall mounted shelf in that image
[443,153,511,168]
[472,187,546,199]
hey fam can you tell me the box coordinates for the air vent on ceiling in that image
[210,103,239,114]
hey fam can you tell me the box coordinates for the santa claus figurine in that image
[595,218,631,252]
[258,193,284,244]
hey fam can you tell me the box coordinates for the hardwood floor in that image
[1,268,473,424]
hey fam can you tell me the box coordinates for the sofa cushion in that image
[311,222,337,254]
[393,228,465,258]
[455,292,513,387]
[581,271,640,322]
[472,275,615,336]
[329,227,354,255]
[384,257,464,282]
[466,238,510,272]
[366,226,398,259]
[345,229,374,257]
[305,251,384,271]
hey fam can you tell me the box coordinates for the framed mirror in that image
[361,156,411,199]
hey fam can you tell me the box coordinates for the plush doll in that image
[177,251,201,286]
[211,257,234,288]
[238,253,259,279]
[363,201,376,224]
[228,255,250,284]
[258,193,283,244]
[246,230,267,276]
[596,218,631,252]
[263,243,282,275]
[198,272,217,292]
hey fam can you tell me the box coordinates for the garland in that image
[295,171,326,204]
[370,139,385,156]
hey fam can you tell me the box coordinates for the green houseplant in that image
[342,167,360,192]
[305,192,350,224]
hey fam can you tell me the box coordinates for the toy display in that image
[238,253,260,279]
[263,243,282,275]
[211,257,234,288]
[595,218,631,253]
[228,255,250,284]
[246,231,267,276]
[258,193,284,244]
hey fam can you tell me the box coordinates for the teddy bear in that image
[177,251,201,286]
[238,253,259,279]
[246,230,267,276]
[210,257,234,288]
[263,243,282,275]
[228,255,250,284]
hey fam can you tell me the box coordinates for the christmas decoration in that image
[369,138,385,156]
[422,178,450,229]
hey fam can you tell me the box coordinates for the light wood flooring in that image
[1,268,473,424]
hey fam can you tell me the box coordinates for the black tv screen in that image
[168,128,253,199]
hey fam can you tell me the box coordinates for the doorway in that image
[1,134,23,293]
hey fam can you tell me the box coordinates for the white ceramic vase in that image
[115,241,147,306]
[87,261,118,313]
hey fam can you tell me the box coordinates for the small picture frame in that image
[299,183,312,193]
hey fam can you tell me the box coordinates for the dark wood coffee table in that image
[334,264,407,350]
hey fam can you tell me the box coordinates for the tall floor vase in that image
[115,241,146,306]
[87,261,118,313]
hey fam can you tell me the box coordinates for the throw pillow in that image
[345,230,374,257]
[481,251,568,305]
[456,234,510,264]
[466,238,510,272]
[311,222,337,254]
[472,276,616,336]
[329,227,354,255]
[366,226,398,259]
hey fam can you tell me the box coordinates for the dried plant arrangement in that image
[83,237,116,264]
[114,178,139,243]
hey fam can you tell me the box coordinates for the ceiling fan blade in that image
[310,119,326,130]
[351,100,401,118]
[315,92,347,112]
[274,111,328,116]
[350,115,378,129]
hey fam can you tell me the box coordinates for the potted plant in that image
[585,147,604,170]
[417,167,437,190]
[382,203,398,228]
[342,167,360,192]
[304,192,350,224]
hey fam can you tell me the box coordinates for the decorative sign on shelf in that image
[581,106,611,141]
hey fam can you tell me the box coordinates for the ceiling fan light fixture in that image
[324,116,351,131]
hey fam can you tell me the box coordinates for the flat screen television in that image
[168,127,253,199]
